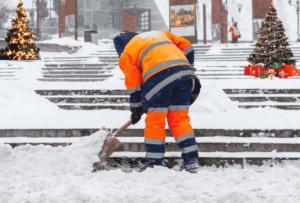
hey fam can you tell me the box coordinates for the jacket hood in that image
[114,31,138,57]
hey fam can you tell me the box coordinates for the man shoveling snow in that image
[114,31,201,173]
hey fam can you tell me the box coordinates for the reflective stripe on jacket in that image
[116,31,200,113]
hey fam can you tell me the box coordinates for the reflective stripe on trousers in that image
[144,79,198,161]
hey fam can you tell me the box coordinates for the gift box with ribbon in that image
[278,69,289,78]
[244,65,250,75]
[282,64,294,77]
[274,62,281,69]
[293,69,300,76]
[260,71,267,79]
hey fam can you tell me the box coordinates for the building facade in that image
[73,0,168,39]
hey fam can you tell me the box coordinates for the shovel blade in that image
[99,136,122,163]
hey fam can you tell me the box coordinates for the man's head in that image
[114,31,138,57]
[234,22,238,27]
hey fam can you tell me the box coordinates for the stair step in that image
[45,64,115,67]
[46,97,129,103]
[230,97,300,102]
[224,89,300,94]
[1,129,299,138]
[239,105,300,110]
[43,75,112,78]
[38,79,107,82]
[35,90,128,96]
[106,156,300,168]
[58,105,130,110]
[43,71,112,74]
[43,68,115,71]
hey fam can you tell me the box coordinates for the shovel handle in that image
[114,119,132,137]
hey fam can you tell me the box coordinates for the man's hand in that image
[131,112,142,125]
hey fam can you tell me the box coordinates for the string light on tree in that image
[0,0,40,60]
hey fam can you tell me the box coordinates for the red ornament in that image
[266,47,268,49]
[271,19,273,21]
[285,46,287,50]
[279,40,281,42]
[278,25,280,27]
[262,34,264,36]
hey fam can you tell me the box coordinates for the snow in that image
[154,0,170,28]
[190,81,239,114]
[3,133,300,202]
[138,31,164,39]
[274,0,298,41]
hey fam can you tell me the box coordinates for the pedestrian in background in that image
[230,22,241,43]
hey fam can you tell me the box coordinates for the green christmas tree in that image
[0,0,40,60]
[247,2,296,68]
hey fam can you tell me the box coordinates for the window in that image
[78,10,84,27]
[138,10,150,31]
[85,0,92,9]
[78,0,84,9]
[93,0,101,10]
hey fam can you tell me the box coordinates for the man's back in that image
[120,31,192,83]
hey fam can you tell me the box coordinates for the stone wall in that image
[35,43,81,54]
[212,0,228,44]
[0,39,80,54]
[59,0,78,39]
[253,0,273,19]
[121,5,137,32]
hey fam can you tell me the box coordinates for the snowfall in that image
[2,1,300,200]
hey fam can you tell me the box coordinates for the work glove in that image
[131,112,142,125]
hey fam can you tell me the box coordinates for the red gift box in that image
[244,65,250,75]
[282,65,294,77]
[249,65,262,77]
[278,69,289,78]
[250,65,256,76]
[255,65,263,77]
[293,69,300,76]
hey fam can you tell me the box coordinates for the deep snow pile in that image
[2,133,300,202]
[190,81,238,114]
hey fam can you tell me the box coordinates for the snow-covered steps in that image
[35,89,300,110]
[39,64,117,82]
[2,129,300,168]
[0,63,23,80]
[2,128,299,138]
[35,89,129,110]
[224,89,300,110]
[107,153,300,168]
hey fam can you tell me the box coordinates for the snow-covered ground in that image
[2,132,300,202]
[1,40,300,202]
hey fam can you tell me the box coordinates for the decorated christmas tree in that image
[0,0,40,60]
[247,1,296,68]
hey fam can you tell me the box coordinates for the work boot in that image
[180,158,199,173]
[139,159,162,172]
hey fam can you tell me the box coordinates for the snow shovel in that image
[92,119,132,172]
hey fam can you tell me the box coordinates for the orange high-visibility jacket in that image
[116,31,201,112]
[230,26,239,38]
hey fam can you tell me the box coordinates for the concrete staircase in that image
[0,62,23,81]
[2,128,300,168]
[35,89,129,110]
[225,89,300,110]
[35,89,300,111]
[39,63,117,82]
